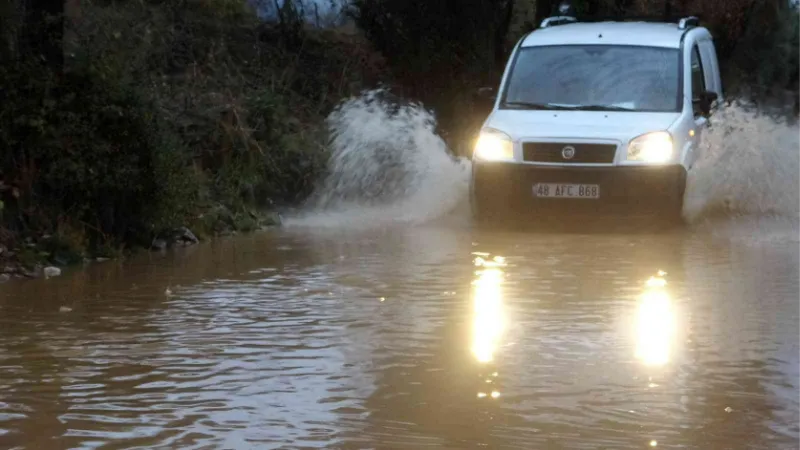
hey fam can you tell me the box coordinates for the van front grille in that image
[522,142,617,164]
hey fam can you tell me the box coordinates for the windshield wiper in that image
[503,102,636,112]
[576,104,636,111]
[503,101,578,110]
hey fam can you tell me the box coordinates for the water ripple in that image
[0,225,796,449]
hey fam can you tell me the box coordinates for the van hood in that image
[485,109,682,142]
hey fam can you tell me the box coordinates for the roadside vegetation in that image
[0,0,796,278]
[0,0,386,276]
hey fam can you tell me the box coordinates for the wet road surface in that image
[0,219,797,449]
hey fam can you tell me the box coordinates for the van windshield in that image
[501,45,681,112]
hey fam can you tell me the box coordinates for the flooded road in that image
[0,219,797,449]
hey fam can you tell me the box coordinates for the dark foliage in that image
[348,0,516,154]
[0,0,387,264]
[0,59,199,250]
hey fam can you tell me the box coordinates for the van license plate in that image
[533,183,600,199]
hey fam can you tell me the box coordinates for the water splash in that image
[684,101,799,224]
[283,89,471,228]
[284,89,797,231]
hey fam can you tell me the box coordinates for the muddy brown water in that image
[0,219,797,449]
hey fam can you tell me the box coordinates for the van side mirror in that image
[693,90,718,116]
[476,86,497,102]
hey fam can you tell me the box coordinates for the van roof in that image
[522,22,693,49]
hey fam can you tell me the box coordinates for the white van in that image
[469,7,723,224]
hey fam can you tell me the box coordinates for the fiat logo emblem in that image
[561,145,576,159]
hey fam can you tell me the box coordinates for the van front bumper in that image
[470,161,687,217]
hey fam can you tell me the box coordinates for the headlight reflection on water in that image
[471,254,506,401]
[470,255,507,365]
[635,272,676,367]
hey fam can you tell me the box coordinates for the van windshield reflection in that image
[502,45,681,113]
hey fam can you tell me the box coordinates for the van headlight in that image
[626,131,674,163]
[474,128,514,161]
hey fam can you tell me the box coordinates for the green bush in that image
[0,0,387,261]
[723,2,799,99]
[0,61,200,250]
[71,0,385,211]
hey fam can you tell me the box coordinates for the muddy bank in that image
[0,208,283,283]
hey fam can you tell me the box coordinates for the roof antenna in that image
[557,1,577,17]
[541,1,578,28]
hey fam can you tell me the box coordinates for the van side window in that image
[690,45,706,114]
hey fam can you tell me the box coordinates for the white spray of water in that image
[683,101,799,224]
[283,89,471,228]
[284,89,798,231]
